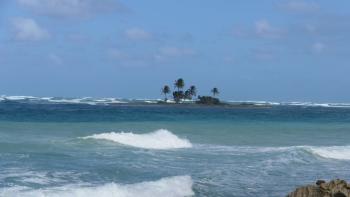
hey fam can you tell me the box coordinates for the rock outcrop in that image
[287,179,350,197]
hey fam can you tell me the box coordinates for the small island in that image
[158,78,270,108]
[160,78,221,105]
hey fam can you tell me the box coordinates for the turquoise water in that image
[1,99,350,196]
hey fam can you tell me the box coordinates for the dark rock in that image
[317,180,326,186]
[287,179,350,197]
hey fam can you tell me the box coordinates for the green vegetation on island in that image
[161,78,221,105]
[161,85,171,101]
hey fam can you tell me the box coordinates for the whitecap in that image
[4,96,38,100]
[0,175,194,197]
[82,129,192,150]
[195,144,350,161]
[280,102,350,108]
[144,100,158,104]
[305,146,350,160]
[227,100,280,106]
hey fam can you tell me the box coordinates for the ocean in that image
[1,96,350,197]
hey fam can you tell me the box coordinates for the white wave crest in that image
[82,129,192,149]
[2,96,38,101]
[3,95,350,108]
[197,144,350,161]
[305,146,350,160]
[228,100,281,106]
[0,175,194,197]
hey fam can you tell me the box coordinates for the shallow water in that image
[1,100,350,196]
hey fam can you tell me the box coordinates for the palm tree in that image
[174,78,185,91]
[184,89,191,100]
[161,85,170,101]
[189,85,197,98]
[211,87,219,97]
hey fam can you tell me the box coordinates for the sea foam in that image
[306,146,350,160]
[0,175,194,197]
[82,129,192,149]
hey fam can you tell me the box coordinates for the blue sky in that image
[0,0,350,102]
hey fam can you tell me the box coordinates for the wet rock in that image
[317,180,326,186]
[287,179,350,197]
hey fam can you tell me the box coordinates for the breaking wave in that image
[227,100,350,108]
[198,144,350,161]
[3,95,350,108]
[0,175,194,197]
[0,95,129,105]
[305,146,350,160]
[82,129,192,149]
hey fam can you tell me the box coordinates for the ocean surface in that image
[1,96,350,197]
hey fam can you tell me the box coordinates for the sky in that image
[0,0,350,102]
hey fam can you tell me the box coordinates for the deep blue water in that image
[1,100,350,196]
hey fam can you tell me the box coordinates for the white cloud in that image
[108,49,152,68]
[312,42,325,53]
[17,0,126,18]
[153,47,196,63]
[48,53,63,65]
[108,49,129,60]
[223,56,235,64]
[124,28,152,40]
[107,47,196,67]
[252,48,274,60]
[255,20,284,38]
[255,20,271,35]
[233,20,285,39]
[282,1,319,13]
[232,25,247,37]
[67,33,90,43]
[12,17,50,41]
[305,24,317,33]
[158,47,195,57]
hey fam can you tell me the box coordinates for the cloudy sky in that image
[0,0,349,102]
